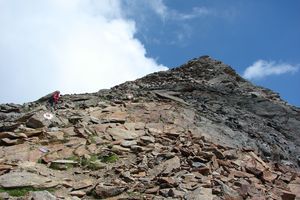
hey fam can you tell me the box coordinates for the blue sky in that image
[0,0,299,107]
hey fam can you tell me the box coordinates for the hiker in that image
[48,90,60,108]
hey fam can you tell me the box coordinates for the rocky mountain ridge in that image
[0,56,299,199]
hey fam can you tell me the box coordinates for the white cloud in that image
[148,0,168,20]
[148,0,213,21]
[0,0,167,104]
[243,60,299,80]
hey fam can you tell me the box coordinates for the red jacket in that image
[53,92,60,103]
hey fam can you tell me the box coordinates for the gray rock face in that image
[30,191,57,200]
[0,171,52,188]
[26,111,68,128]
[114,56,300,166]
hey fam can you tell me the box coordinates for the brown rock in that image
[107,111,127,123]
[70,190,86,197]
[0,171,53,188]
[30,191,57,200]
[62,127,77,136]
[148,156,181,177]
[1,138,20,145]
[111,145,131,154]
[74,145,90,157]
[3,143,31,162]
[230,169,254,178]
[262,170,277,183]
[121,140,137,148]
[46,131,65,141]
[72,179,93,190]
[288,181,300,198]
[94,184,126,198]
[192,166,210,175]
[168,188,185,198]
[140,136,155,143]
[212,147,225,159]
[146,123,164,134]
[107,127,139,140]
[185,187,216,200]
[281,172,295,183]
[157,177,177,187]
[145,186,160,194]
[281,190,296,200]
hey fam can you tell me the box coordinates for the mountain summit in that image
[115,56,300,163]
[0,56,299,199]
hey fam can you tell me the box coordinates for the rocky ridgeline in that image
[0,56,299,199]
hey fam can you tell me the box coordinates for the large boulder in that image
[26,111,67,128]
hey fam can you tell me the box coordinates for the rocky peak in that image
[114,56,283,104]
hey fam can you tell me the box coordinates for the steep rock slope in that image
[0,56,299,199]
[114,56,300,165]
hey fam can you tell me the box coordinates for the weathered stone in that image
[107,127,139,140]
[62,127,77,136]
[169,188,185,198]
[288,183,300,198]
[74,145,90,157]
[30,191,57,200]
[0,131,26,139]
[192,166,210,175]
[94,184,126,198]
[124,122,145,130]
[230,170,254,178]
[111,145,131,154]
[26,112,66,128]
[121,140,137,148]
[3,143,31,162]
[46,131,65,141]
[223,149,238,159]
[51,160,78,164]
[0,192,9,200]
[159,188,172,197]
[107,111,127,123]
[184,187,216,200]
[146,123,164,134]
[262,170,278,182]
[1,138,19,145]
[0,171,53,188]
[72,179,93,190]
[145,186,160,194]
[157,177,177,187]
[216,180,243,200]
[70,190,86,197]
[140,136,155,143]
[281,190,296,200]
[149,156,180,177]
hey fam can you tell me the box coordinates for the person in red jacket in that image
[49,91,60,108]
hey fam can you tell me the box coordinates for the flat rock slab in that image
[94,184,126,198]
[184,187,216,200]
[30,190,57,200]
[149,156,181,177]
[0,171,52,188]
[107,128,139,140]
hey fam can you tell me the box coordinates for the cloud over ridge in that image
[0,0,167,103]
[243,60,299,80]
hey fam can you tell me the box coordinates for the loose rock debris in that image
[0,56,299,199]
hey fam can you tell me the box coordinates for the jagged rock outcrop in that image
[0,56,299,199]
[113,56,300,166]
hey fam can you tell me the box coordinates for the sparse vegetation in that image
[0,187,55,197]
[100,153,119,163]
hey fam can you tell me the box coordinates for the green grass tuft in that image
[100,153,119,163]
[0,187,55,197]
